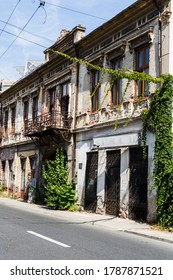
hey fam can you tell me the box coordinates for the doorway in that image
[105,150,120,216]
[129,147,148,221]
[85,152,98,212]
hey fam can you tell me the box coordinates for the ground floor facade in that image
[75,120,156,223]
[0,142,38,200]
[0,119,156,223]
[0,134,74,203]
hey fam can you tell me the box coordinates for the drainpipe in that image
[152,0,162,77]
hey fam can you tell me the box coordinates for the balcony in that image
[24,111,72,137]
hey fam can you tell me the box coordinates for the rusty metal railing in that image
[24,111,72,136]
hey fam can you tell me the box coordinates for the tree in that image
[42,148,77,210]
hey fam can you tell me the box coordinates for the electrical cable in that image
[0,19,54,43]
[0,28,47,49]
[0,3,42,61]
[0,0,21,37]
[44,1,108,21]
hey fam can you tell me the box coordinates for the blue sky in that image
[0,0,136,81]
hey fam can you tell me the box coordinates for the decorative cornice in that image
[159,8,172,24]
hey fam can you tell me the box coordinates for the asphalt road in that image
[0,203,173,260]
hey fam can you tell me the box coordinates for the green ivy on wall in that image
[51,50,173,228]
[142,74,173,228]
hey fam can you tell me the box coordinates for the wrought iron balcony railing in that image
[24,111,72,136]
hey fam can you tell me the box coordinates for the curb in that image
[124,230,173,245]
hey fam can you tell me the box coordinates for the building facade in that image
[74,0,172,222]
[0,25,85,201]
[0,0,172,222]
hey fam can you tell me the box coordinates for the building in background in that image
[0,80,15,93]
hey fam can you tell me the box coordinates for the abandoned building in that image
[0,25,86,201]
[0,0,172,222]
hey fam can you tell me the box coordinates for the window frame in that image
[111,57,123,107]
[4,110,8,137]
[134,44,150,98]
[91,70,101,112]
[32,95,38,123]
[11,106,16,135]
[48,86,56,114]
[60,81,70,116]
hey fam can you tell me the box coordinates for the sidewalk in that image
[1,197,173,244]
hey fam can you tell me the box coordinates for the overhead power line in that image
[0,0,21,37]
[44,1,108,21]
[0,19,54,43]
[0,2,43,61]
[0,28,47,49]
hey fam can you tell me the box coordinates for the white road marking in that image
[27,231,71,248]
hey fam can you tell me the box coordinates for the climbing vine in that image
[50,49,173,228]
[142,74,173,228]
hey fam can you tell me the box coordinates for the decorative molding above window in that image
[106,41,126,61]
[128,26,154,53]
[87,53,104,72]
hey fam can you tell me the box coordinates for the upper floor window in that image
[91,70,101,112]
[48,87,56,114]
[60,82,70,116]
[32,96,38,122]
[23,100,29,126]
[11,106,16,135]
[23,100,29,121]
[135,45,149,97]
[4,110,8,137]
[111,57,123,106]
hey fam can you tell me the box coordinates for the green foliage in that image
[51,50,173,228]
[42,148,77,210]
[49,49,163,84]
[0,182,3,195]
[142,74,173,228]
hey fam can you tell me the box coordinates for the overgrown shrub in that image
[42,148,77,210]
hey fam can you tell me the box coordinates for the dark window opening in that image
[111,57,123,106]
[91,70,101,112]
[135,45,149,97]
[32,96,38,123]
